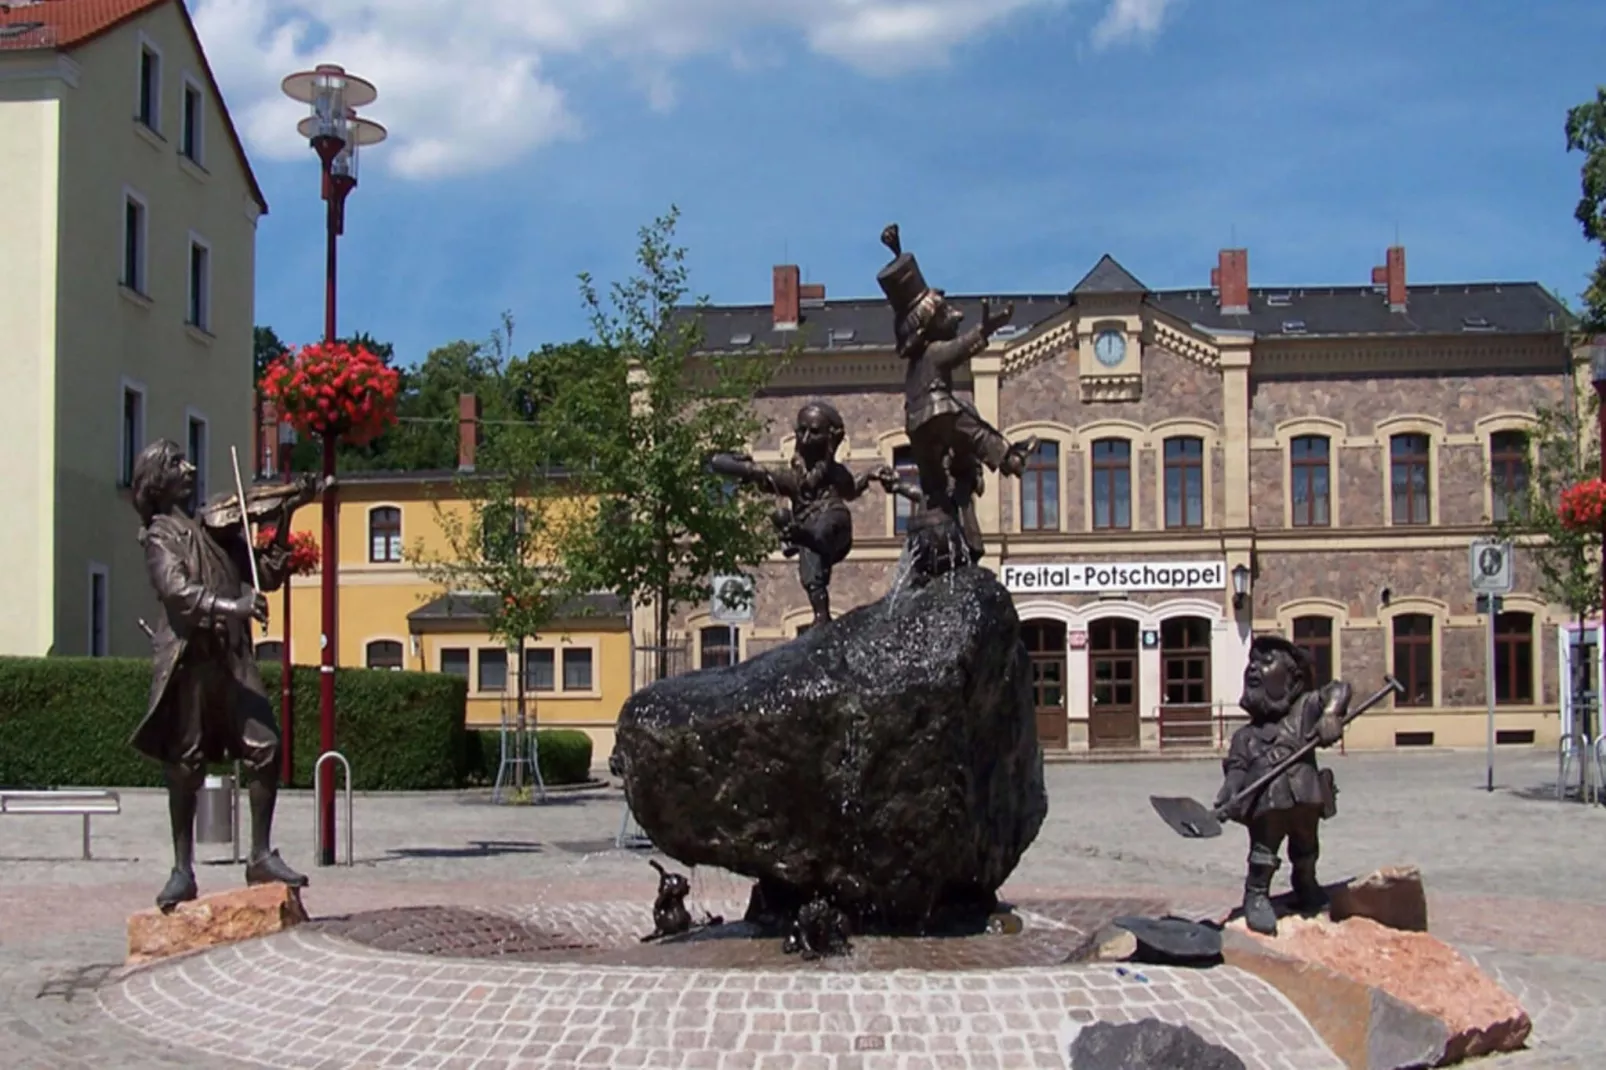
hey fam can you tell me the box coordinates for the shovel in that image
[1149,675,1404,839]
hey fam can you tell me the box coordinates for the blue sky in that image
[192,0,1606,366]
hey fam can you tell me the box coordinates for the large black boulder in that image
[613,567,1047,933]
[1067,1020,1247,1070]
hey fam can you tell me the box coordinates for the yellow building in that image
[0,0,266,656]
[253,411,632,756]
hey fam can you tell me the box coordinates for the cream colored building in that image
[0,0,266,656]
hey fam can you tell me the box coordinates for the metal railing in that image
[1151,701,1249,751]
[0,789,120,860]
[312,751,354,866]
[1557,733,1601,805]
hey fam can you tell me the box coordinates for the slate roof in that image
[407,592,627,629]
[0,0,269,215]
[686,259,1571,355]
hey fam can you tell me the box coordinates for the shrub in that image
[466,728,596,786]
[0,656,469,791]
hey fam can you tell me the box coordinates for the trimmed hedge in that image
[466,728,595,786]
[0,656,469,791]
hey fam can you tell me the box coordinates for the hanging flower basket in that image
[256,527,322,575]
[1558,478,1606,532]
[259,341,400,445]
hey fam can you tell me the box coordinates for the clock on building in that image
[1094,330,1127,367]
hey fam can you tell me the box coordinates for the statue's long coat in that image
[131,509,290,764]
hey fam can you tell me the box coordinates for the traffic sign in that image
[710,574,755,624]
[1469,538,1513,595]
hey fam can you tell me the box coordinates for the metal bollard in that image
[312,751,354,866]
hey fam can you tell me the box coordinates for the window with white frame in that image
[122,193,148,294]
[368,506,402,562]
[187,236,211,330]
[88,564,109,657]
[185,412,208,513]
[119,382,145,487]
[180,76,203,163]
[137,42,161,131]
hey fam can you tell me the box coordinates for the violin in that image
[199,474,321,531]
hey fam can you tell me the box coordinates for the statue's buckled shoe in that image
[156,867,199,913]
[245,849,309,888]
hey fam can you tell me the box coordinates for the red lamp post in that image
[278,419,296,785]
[1592,344,1606,750]
[281,64,386,865]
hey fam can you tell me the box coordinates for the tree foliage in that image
[1495,381,1601,623]
[525,206,785,679]
[1566,86,1606,332]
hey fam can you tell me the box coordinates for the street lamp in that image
[1231,564,1251,610]
[278,419,296,786]
[281,64,386,866]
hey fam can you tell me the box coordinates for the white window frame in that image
[184,407,209,509]
[367,504,404,563]
[135,33,163,132]
[118,376,147,487]
[87,562,110,657]
[186,232,212,331]
[179,72,205,165]
[122,187,149,294]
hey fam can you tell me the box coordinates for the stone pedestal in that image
[127,884,309,966]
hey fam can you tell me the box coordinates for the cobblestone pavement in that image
[1,749,1602,1067]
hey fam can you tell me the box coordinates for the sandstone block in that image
[128,884,309,966]
[1223,914,1530,1069]
[1329,865,1429,932]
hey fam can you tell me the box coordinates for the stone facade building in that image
[667,246,1586,753]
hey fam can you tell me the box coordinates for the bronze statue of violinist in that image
[130,439,323,911]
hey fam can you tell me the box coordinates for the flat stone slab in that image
[1066,1018,1247,1069]
[1224,914,1531,1069]
[98,898,1345,1070]
[126,884,308,967]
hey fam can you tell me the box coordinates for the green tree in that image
[412,429,577,797]
[1495,380,1601,628]
[254,325,288,383]
[1565,86,1606,332]
[535,207,785,682]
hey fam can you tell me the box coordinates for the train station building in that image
[671,246,1587,753]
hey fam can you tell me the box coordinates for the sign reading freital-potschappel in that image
[1000,561,1227,594]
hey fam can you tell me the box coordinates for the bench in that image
[0,789,122,859]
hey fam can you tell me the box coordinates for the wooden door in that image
[1021,621,1068,749]
[1088,618,1141,749]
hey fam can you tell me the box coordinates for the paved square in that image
[2,749,1604,1068]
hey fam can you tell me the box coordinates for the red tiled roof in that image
[0,0,268,215]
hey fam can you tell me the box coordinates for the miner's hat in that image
[876,224,945,356]
[1250,633,1314,688]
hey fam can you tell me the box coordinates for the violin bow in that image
[228,446,267,636]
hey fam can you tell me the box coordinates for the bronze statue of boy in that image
[876,223,1037,572]
[712,400,918,626]
[1218,635,1349,935]
[130,439,317,911]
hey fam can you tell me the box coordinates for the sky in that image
[190,0,1606,366]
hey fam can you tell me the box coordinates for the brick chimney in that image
[1371,245,1407,312]
[798,281,825,305]
[1210,249,1249,315]
[773,264,800,330]
[457,392,480,471]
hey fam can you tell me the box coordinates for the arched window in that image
[1392,613,1434,706]
[366,640,403,670]
[1489,431,1529,523]
[891,446,919,534]
[369,507,402,563]
[1091,439,1131,531]
[1291,616,1334,687]
[1494,611,1534,705]
[1390,434,1431,525]
[1163,437,1204,529]
[1019,440,1060,531]
[1289,436,1330,527]
[256,640,283,663]
[700,625,738,669]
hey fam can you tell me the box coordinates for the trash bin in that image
[197,774,235,845]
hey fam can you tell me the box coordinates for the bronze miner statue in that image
[1217,635,1349,935]
[711,400,919,626]
[876,223,1037,574]
[130,439,319,912]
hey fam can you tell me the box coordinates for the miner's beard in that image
[1239,680,1295,724]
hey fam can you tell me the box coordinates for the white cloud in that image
[1090,0,1180,50]
[190,0,1173,181]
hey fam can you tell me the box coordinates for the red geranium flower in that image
[259,341,400,445]
[1559,478,1606,532]
[256,527,322,575]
